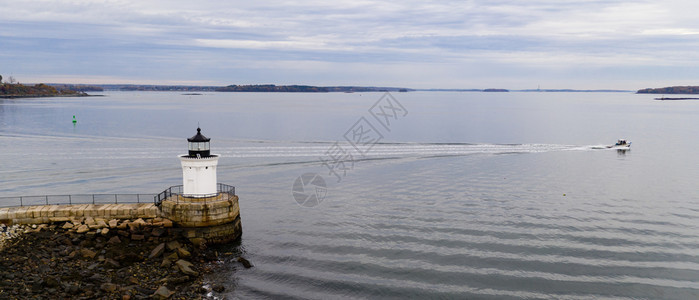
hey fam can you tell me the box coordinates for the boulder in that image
[104,258,120,269]
[160,258,172,268]
[161,219,173,228]
[76,225,89,234]
[116,220,129,230]
[152,285,174,299]
[107,236,121,244]
[91,219,108,229]
[212,284,226,293]
[165,252,179,261]
[151,227,166,237]
[80,248,97,259]
[148,243,166,259]
[165,241,181,251]
[127,222,140,232]
[189,238,206,249]
[100,282,118,293]
[237,257,253,268]
[62,222,74,229]
[108,219,118,228]
[175,259,198,276]
[176,247,191,258]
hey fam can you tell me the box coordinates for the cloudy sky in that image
[1,0,699,89]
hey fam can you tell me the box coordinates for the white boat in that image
[591,139,632,150]
[606,139,631,149]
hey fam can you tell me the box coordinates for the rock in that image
[62,222,74,229]
[105,258,120,268]
[184,230,196,238]
[76,224,89,234]
[101,282,118,293]
[166,241,181,251]
[152,285,175,299]
[189,237,207,250]
[151,227,166,237]
[148,243,166,259]
[131,234,145,241]
[91,219,108,229]
[88,273,105,283]
[108,219,118,228]
[64,283,80,295]
[107,236,121,244]
[160,258,172,268]
[85,217,96,227]
[100,228,109,236]
[80,248,97,259]
[212,284,226,293]
[165,252,179,261]
[127,222,140,232]
[87,262,100,270]
[238,257,253,268]
[44,275,60,288]
[117,220,129,230]
[166,275,190,285]
[175,259,198,276]
[161,219,173,228]
[176,247,191,258]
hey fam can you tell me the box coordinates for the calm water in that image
[1,91,698,299]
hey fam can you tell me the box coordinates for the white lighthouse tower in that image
[179,127,219,197]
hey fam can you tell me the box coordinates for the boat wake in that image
[215,142,590,159]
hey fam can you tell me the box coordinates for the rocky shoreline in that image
[0,218,248,299]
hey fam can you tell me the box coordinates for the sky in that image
[1,0,699,89]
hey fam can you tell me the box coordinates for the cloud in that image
[2,0,699,88]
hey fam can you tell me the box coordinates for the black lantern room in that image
[187,127,211,157]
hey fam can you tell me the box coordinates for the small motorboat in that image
[606,139,631,149]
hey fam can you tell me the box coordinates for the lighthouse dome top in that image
[186,127,213,158]
[188,127,210,143]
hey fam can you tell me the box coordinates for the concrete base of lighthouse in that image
[158,192,241,244]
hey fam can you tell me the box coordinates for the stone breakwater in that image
[0,218,250,299]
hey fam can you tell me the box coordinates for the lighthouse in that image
[179,127,219,197]
[155,127,241,243]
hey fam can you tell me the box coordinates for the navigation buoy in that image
[72,115,77,124]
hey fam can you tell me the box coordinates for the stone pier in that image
[0,193,241,244]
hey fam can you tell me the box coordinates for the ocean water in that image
[1,91,698,299]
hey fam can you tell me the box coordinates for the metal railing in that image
[0,193,156,208]
[154,183,235,206]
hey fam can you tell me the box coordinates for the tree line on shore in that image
[637,86,699,94]
[0,74,96,98]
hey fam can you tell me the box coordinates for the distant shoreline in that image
[0,93,99,99]
[654,97,699,101]
[1,83,97,99]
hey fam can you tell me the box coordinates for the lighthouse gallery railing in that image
[153,183,235,206]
